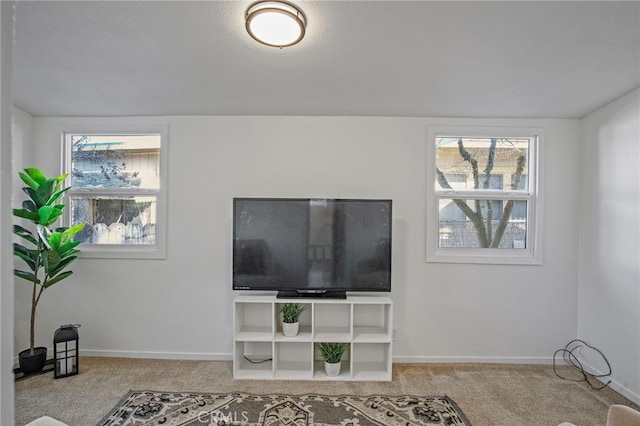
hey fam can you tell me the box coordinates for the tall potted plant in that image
[13,168,84,374]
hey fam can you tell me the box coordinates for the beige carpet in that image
[14,357,639,426]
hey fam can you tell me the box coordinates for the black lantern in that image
[53,324,80,379]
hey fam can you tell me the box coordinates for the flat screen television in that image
[233,198,392,298]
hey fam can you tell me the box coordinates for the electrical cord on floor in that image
[553,339,612,390]
[243,355,272,364]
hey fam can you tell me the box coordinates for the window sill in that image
[78,244,166,260]
[426,248,542,265]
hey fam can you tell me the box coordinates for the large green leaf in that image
[47,231,63,250]
[22,200,37,213]
[37,225,52,249]
[47,187,70,206]
[35,179,55,205]
[13,208,40,222]
[60,223,84,245]
[56,242,81,258]
[13,244,36,271]
[53,173,69,192]
[59,249,80,262]
[38,205,64,226]
[47,224,84,254]
[14,269,40,284]
[43,271,72,288]
[19,169,42,190]
[66,222,85,235]
[43,250,62,275]
[13,225,38,245]
[23,168,47,185]
[13,224,33,234]
[37,206,57,226]
[48,256,77,278]
[13,243,36,257]
[14,252,36,271]
[23,187,46,208]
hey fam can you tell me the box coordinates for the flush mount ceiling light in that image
[245,1,306,48]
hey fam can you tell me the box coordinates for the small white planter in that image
[282,321,299,337]
[324,361,341,377]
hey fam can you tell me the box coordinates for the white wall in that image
[579,88,640,403]
[12,107,34,372]
[1,2,15,423]
[12,108,32,172]
[19,115,581,364]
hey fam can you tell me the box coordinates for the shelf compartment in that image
[233,341,273,379]
[314,303,351,340]
[275,302,312,325]
[234,302,273,340]
[275,302,313,339]
[274,342,313,380]
[352,303,391,342]
[313,342,351,380]
[351,343,391,381]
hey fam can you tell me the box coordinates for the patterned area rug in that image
[99,391,471,426]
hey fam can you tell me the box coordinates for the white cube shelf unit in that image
[233,293,393,381]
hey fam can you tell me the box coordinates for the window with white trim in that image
[426,126,543,265]
[63,127,167,259]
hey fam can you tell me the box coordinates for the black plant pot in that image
[18,346,47,374]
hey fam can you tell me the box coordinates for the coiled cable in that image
[553,339,612,390]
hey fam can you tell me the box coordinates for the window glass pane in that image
[481,173,503,190]
[444,173,468,190]
[436,137,529,191]
[480,174,503,220]
[70,196,157,245]
[70,134,161,189]
[438,199,527,248]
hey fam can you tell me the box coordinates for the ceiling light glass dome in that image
[245,1,306,48]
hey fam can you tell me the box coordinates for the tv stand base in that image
[277,290,346,299]
[233,293,393,381]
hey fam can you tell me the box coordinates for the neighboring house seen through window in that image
[426,126,543,265]
[63,128,167,259]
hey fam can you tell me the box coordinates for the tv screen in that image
[233,198,392,298]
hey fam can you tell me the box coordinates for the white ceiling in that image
[12,1,640,119]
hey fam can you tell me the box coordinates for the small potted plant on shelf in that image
[13,168,85,374]
[318,342,348,377]
[280,303,306,337]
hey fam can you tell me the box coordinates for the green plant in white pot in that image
[13,168,84,374]
[280,303,306,337]
[318,342,348,377]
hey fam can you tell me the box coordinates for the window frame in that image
[426,126,544,265]
[61,124,168,259]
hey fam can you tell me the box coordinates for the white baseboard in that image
[577,360,640,406]
[600,378,640,406]
[79,349,232,361]
[392,355,555,364]
[80,351,553,365]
